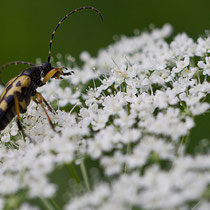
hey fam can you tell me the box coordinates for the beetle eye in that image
[42,62,52,70]
[41,70,45,77]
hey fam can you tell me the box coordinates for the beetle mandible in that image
[0,6,103,139]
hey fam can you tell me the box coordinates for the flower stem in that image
[176,134,190,156]
[49,198,61,210]
[66,163,80,183]
[40,197,54,210]
[124,143,131,173]
[181,133,189,145]
[80,158,90,191]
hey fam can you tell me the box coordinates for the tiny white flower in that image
[170,33,196,57]
[196,37,210,56]
[172,56,190,73]
[198,57,210,76]
[10,123,18,136]
[101,152,124,175]
[1,134,10,143]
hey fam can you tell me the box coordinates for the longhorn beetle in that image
[0,6,103,139]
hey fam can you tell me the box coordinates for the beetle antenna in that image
[47,6,103,63]
[0,61,35,71]
[0,61,35,85]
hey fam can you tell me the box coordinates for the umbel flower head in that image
[0,24,210,210]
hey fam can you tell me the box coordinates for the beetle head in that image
[41,62,54,77]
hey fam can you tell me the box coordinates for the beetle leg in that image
[14,95,32,141]
[35,92,57,133]
[40,93,55,114]
[32,97,39,110]
[32,95,55,114]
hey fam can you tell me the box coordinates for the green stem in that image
[177,95,186,109]
[40,197,54,210]
[124,143,131,173]
[176,134,190,156]
[181,133,189,145]
[49,198,61,210]
[80,159,90,191]
[190,57,196,67]
[122,81,127,92]
[127,103,131,115]
[201,94,207,103]
[66,163,80,183]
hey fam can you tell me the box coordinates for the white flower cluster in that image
[67,154,210,210]
[0,24,209,210]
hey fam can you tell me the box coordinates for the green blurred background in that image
[0,0,210,82]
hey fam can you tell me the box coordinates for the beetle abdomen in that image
[0,105,16,131]
[0,75,33,131]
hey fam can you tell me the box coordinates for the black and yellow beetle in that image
[0,6,103,139]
